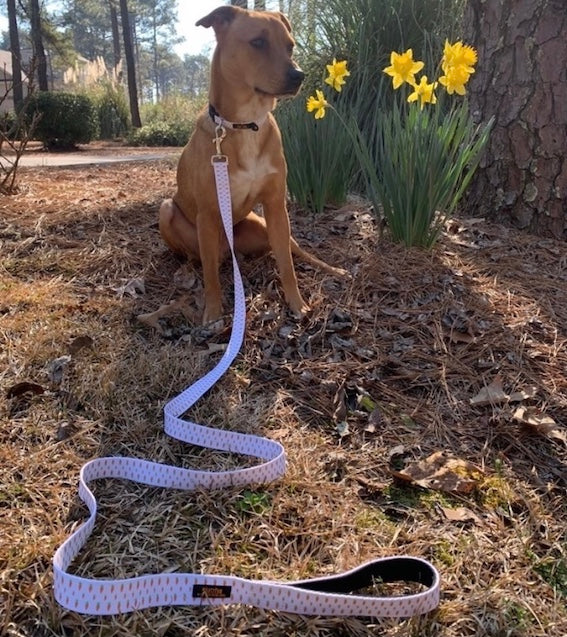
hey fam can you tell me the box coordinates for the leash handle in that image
[52,158,440,619]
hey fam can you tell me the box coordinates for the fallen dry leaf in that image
[508,386,538,402]
[445,328,476,344]
[335,421,350,438]
[6,381,45,399]
[68,335,94,355]
[440,506,482,524]
[202,343,227,356]
[47,355,72,385]
[470,375,509,406]
[513,407,567,444]
[325,307,353,333]
[365,407,384,433]
[173,266,197,290]
[113,277,145,298]
[391,450,484,494]
[387,444,406,461]
[332,383,348,423]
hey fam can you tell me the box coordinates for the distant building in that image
[0,49,30,113]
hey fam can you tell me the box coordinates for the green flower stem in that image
[328,98,493,248]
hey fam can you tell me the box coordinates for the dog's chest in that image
[228,139,277,215]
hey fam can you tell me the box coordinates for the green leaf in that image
[358,394,377,413]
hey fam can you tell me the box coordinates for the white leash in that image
[52,133,440,619]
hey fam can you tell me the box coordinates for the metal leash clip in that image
[212,124,227,163]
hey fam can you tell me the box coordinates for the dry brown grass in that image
[1,157,566,637]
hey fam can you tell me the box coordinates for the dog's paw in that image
[202,303,223,325]
[332,266,351,278]
[288,296,310,319]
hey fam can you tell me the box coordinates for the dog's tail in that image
[289,237,349,277]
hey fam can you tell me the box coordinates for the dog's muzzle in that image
[285,66,305,94]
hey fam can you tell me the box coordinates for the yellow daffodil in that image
[306,89,329,119]
[439,64,472,95]
[383,49,425,89]
[407,75,438,109]
[325,58,350,92]
[441,40,477,75]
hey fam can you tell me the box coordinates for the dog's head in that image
[197,6,304,99]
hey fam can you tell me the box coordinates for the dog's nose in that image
[287,66,305,89]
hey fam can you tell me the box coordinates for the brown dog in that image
[158,5,347,324]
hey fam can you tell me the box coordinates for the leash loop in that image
[52,151,441,620]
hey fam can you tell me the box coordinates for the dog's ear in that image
[274,12,292,33]
[196,6,242,33]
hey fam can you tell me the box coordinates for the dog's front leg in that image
[263,191,309,317]
[196,212,224,324]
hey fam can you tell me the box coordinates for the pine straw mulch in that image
[1,158,566,637]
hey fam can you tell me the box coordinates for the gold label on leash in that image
[193,584,232,599]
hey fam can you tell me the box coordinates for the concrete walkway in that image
[18,151,179,167]
[3,144,181,168]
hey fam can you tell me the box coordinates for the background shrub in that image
[129,94,204,147]
[0,111,18,141]
[27,92,99,149]
[85,82,130,140]
[128,120,193,147]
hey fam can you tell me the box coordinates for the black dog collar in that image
[209,104,261,131]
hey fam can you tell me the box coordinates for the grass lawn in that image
[1,158,565,636]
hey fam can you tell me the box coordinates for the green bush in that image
[128,120,193,147]
[27,91,99,149]
[128,94,204,147]
[140,93,204,126]
[86,82,130,140]
[0,111,17,140]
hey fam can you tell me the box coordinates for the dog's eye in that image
[250,37,266,50]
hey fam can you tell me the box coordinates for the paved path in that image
[4,147,181,168]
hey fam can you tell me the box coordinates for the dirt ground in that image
[1,156,566,636]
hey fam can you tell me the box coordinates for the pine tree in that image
[29,0,49,90]
[119,0,141,127]
[7,0,24,111]
[464,0,567,239]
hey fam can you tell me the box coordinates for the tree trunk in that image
[254,0,266,9]
[152,5,159,101]
[119,0,142,128]
[231,0,248,8]
[464,0,567,239]
[29,0,49,91]
[109,0,122,78]
[7,0,24,112]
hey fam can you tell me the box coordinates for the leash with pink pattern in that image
[53,143,440,619]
